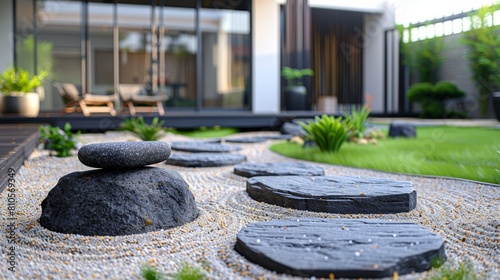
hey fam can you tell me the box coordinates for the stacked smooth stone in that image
[39,141,199,236]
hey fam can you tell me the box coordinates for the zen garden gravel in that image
[0,131,499,279]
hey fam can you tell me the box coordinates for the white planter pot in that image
[0,93,40,117]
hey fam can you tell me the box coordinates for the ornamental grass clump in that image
[120,116,166,141]
[301,114,350,153]
[39,123,81,157]
[345,105,370,139]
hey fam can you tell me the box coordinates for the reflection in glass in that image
[88,3,114,95]
[159,6,197,109]
[118,4,152,92]
[37,1,82,111]
[200,8,250,109]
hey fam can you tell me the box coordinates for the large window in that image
[88,2,114,95]
[200,8,251,109]
[159,5,197,109]
[37,1,82,111]
[14,0,252,112]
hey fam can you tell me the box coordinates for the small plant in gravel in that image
[140,263,205,280]
[300,114,350,153]
[39,123,81,157]
[426,260,482,280]
[141,265,165,280]
[170,262,206,280]
[120,116,166,141]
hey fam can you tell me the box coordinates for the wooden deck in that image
[0,124,41,192]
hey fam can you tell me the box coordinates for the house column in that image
[252,0,280,113]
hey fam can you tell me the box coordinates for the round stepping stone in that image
[225,136,267,143]
[40,167,199,236]
[235,218,446,278]
[78,141,171,169]
[166,153,247,167]
[234,162,324,178]
[246,176,416,214]
[262,134,292,140]
[171,141,241,153]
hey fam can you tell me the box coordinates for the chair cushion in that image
[83,94,117,102]
[131,95,166,103]
[61,83,81,100]
[118,84,144,101]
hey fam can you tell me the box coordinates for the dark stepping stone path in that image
[225,136,267,143]
[262,134,292,140]
[171,141,241,153]
[234,162,324,178]
[78,141,171,169]
[389,121,416,138]
[280,122,305,136]
[235,218,446,278]
[166,153,246,167]
[40,167,199,236]
[247,175,416,214]
[173,139,221,144]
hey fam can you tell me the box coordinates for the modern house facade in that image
[0,0,395,115]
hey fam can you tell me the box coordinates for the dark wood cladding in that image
[282,0,312,109]
[311,8,363,106]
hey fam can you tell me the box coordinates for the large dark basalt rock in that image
[234,162,324,178]
[235,218,446,278]
[246,175,416,214]
[39,167,198,236]
[166,153,246,167]
[78,141,171,169]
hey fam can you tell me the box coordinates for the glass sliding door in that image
[88,2,114,95]
[117,4,152,93]
[200,4,251,109]
[36,0,82,111]
[158,2,197,109]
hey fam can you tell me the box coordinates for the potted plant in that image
[461,6,500,118]
[0,67,47,117]
[281,66,314,110]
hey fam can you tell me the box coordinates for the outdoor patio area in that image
[0,129,498,279]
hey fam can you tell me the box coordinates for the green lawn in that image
[270,126,500,184]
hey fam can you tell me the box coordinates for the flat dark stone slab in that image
[78,141,171,169]
[262,134,292,140]
[225,136,267,143]
[166,153,246,167]
[247,176,416,214]
[171,141,241,153]
[235,218,446,278]
[234,162,324,178]
[280,122,305,136]
[40,167,199,236]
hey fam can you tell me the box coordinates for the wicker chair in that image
[117,84,167,116]
[54,82,117,116]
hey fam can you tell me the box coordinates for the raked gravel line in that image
[1,131,498,280]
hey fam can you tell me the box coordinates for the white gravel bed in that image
[1,131,499,280]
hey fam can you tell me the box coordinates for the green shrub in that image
[39,123,81,157]
[119,116,166,141]
[407,81,466,118]
[345,105,370,139]
[301,114,350,153]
